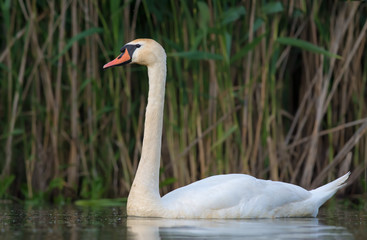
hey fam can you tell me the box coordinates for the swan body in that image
[104,38,350,218]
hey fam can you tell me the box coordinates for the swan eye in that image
[136,44,141,48]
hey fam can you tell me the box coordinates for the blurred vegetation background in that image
[0,0,366,204]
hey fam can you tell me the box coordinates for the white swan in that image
[104,38,350,218]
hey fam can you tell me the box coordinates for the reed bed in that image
[0,0,366,203]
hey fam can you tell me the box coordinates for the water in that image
[0,203,366,240]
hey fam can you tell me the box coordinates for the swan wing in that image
[161,174,311,218]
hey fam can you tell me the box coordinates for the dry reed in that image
[0,0,366,202]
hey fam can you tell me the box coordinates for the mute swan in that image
[104,38,350,218]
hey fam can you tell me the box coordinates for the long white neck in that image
[127,59,166,215]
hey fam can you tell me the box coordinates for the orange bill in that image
[103,49,131,69]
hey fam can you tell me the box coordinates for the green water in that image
[0,202,366,239]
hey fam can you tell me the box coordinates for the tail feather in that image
[310,172,350,208]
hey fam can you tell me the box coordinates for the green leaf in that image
[97,106,116,118]
[169,51,223,60]
[0,0,11,29]
[160,177,177,188]
[11,128,24,136]
[231,33,265,63]
[1,128,25,140]
[52,27,103,63]
[224,31,232,63]
[277,37,342,59]
[0,175,15,198]
[211,125,238,150]
[48,177,65,191]
[198,1,210,31]
[262,2,284,15]
[221,6,246,25]
[78,78,92,95]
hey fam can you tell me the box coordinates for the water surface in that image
[0,202,365,239]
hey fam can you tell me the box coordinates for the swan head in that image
[103,38,166,69]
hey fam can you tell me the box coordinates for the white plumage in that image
[103,38,350,218]
[161,173,350,218]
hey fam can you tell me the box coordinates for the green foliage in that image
[52,27,103,63]
[81,177,106,200]
[160,177,177,189]
[23,191,47,206]
[231,33,265,63]
[75,198,127,207]
[277,37,342,59]
[0,175,15,199]
[211,125,238,151]
[169,51,223,60]
[261,2,284,15]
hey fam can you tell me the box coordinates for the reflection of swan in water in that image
[104,38,350,218]
[126,216,353,240]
